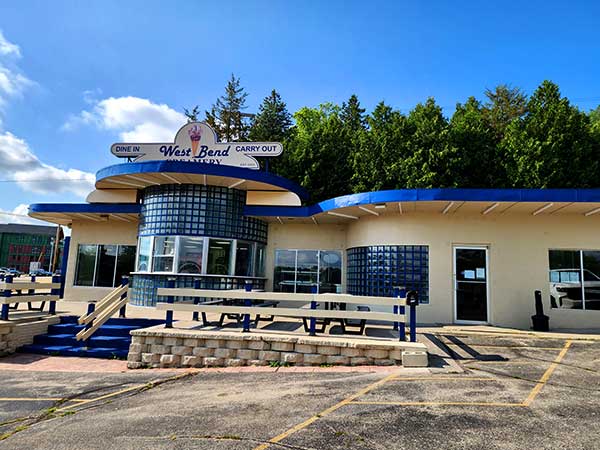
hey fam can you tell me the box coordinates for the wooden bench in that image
[155,289,415,341]
[0,277,62,320]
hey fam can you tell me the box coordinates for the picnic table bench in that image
[155,286,419,342]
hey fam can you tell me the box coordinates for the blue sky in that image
[0,0,599,223]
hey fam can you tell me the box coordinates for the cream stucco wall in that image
[63,211,600,330]
[64,219,138,302]
[344,212,600,329]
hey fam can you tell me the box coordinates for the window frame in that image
[549,248,600,311]
[74,243,136,288]
[273,248,343,294]
[134,235,265,278]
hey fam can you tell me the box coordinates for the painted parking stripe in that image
[0,397,87,402]
[391,377,496,381]
[522,339,572,406]
[253,373,398,450]
[350,401,526,407]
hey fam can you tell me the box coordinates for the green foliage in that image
[199,80,600,199]
[249,89,293,142]
[280,104,353,202]
[448,97,504,187]
[502,80,599,188]
[205,74,250,141]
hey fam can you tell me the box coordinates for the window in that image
[75,244,97,286]
[207,239,232,275]
[235,241,254,276]
[274,249,342,293]
[152,237,175,272]
[95,245,117,287]
[135,236,263,277]
[255,244,266,278]
[136,236,152,272]
[549,249,600,310]
[178,237,203,274]
[74,244,136,287]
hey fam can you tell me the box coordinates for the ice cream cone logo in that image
[188,124,202,156]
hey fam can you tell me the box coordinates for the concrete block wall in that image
[0,317,60,355]
[127,329,428,369]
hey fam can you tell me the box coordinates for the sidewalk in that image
[422,324,600,341]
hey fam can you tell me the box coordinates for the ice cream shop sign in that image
[110,122,283,169]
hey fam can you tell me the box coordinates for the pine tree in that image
[205,74,250,141]
[183,106,200,122]
[482,85,527,140]
[340,94,366,131]
[249,90,292,142]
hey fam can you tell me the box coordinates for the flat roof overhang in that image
[28,203,140,226]
[244,188,600,224]
[95,161,309,201]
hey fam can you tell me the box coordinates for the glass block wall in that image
[130,274,266,307]
[139,184,267,243]
[346,245,429,303]
[131,184,268,306]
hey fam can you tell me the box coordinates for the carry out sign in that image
[110,122,283,169]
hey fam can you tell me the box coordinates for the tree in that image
[502,80,599,188]
[448,97,505,187]
[205,74,250,141]
[351,102,408,192]
[277,104,353,202]
[183,106,200,122]
[249,90,292,142]
[482,84,527,140]
[340,94,366,132]
[401,98,453,188]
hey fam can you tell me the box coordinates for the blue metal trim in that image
[29,203,140,215]
[96,161,309,200]
[244,188,600,218]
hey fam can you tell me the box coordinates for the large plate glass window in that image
[74,244,136,287]
[95,245,118,287]
[75,244,97,286]
[319,251,343,294]
[274,249,342,293]
[207,239,232,275]
[549,249,600,310]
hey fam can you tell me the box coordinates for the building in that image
[0,224,58,273]
[28,122,600,330]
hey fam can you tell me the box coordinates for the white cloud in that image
[63,96,187,141]
[0,204,47,225]
[0,131,95,197]
[0,30,20,58]
[0,30,33,121]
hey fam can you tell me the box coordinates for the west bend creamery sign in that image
[110,122,283,170]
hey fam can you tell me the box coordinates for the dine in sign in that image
[110,122,282,170]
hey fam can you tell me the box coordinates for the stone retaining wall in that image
[0,317,59,355]
[128,326,428,369]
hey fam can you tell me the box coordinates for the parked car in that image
[550,268,600,309]
[3,268,23,277]
[29,269,53,277]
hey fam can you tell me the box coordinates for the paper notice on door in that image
[476,268,485,279]
[464,270,475,279]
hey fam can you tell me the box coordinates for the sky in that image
[0,0,599,224]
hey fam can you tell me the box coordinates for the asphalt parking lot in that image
[1,334,599,449]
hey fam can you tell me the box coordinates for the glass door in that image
[454,247,489,323]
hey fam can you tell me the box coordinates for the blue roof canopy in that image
[95,161,309,201]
